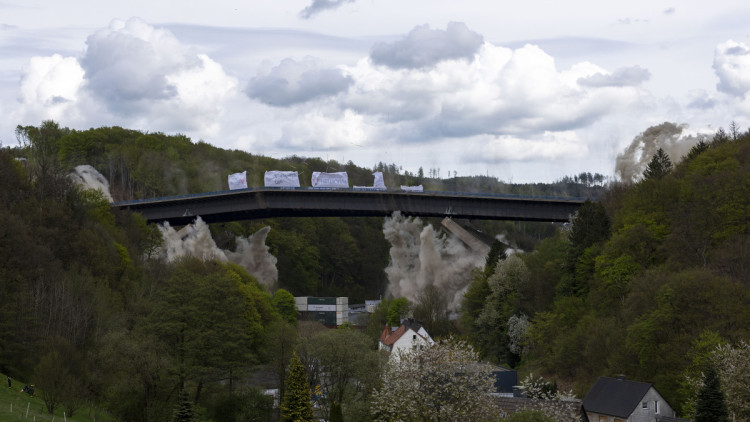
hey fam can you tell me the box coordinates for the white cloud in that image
[342,42,652,144]
[276,108,368,150]
[462,131,589,163]
[16,54,85,122]
[245,57,353,106]
[714,39,750,98]
[14,18,237,138]
[370,22,483,69]
[577,65,651,87]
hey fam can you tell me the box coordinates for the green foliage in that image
[643,148,673,180]
[474,254,529,366]
[329,401,344,422]
[386,297,411,327]
[694,364,729,422]
[172,389,196,422]
[207,388,273,422]
[280,352,314,422]
[273,288,298,324]
[310,326,381,411]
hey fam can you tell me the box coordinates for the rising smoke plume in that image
[383,212,485,311]
[69,165,114,202]
[158,217,279,288]
[615,122,706,183]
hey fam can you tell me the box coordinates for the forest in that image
[0,120,748,421]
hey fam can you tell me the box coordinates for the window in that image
[413,334,417,340]
[642,401,648,409]
[654,400,659,413]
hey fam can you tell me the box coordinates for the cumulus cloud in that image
[17,54,85,121]
[714,40,750,97]
[343,42,651,145]
[370,22,483,69]
[15,18,237,137]
[276,108,367,149]
[246,57,353,106]
[577,65,651,87]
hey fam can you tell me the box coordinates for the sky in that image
[1,0,750,183]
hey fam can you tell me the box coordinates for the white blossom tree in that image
[712,340,750,421]
[370,337,497,422]
[517,373,579,422]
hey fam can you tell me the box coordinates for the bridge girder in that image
[113,188,585,226]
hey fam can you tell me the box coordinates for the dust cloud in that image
[383,212,485,311]
[615,122,705,183]
[70,165,114,202]
[158,217,278,288]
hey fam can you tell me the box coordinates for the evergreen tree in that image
[280,352,314,422]
[695,364,729,422]
[643,148,672,180]
[172,389,196,422]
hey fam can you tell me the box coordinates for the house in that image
[378,318,434,360]
[582,376,683,422]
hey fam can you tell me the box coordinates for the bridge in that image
[113,188,586,226]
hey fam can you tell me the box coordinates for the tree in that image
[273,289,298,324]
[694,364,729,422]
[264,320,298,401]
[475,254,529,365]
[643,148,672,180]
[386,297,410,327]
[310,326,381,419]
[712,341,750,420]
[412,284,451,337]
[172,389,196,422]
[685,138,709,161]
[280,352,314,422]
[370,338,496,422]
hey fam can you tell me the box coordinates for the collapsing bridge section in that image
[113,188,585,226]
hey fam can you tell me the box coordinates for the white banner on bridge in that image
[311,171,349,188]
[264,171,300,187]
[354,172,387,190]
[401,184,423,192]
[228,171,248,190]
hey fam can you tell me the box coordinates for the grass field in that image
[0,375,112,422]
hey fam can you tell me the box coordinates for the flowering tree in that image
[370,338,497,422]
[712,340,750,421]
[518,373,579,422]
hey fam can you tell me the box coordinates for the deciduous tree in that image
[370,338,496,422]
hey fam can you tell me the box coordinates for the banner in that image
[401,185,424,192]
[311,171,349,188]
[372,172,386,189]
[228,171,248,190]
[264,171,300,187]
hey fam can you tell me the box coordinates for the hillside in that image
[9,119,745,420]
[459,126,750,417]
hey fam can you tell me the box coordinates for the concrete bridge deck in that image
[113,188,586,226]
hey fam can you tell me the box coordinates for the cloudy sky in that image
[2,0,749,183]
